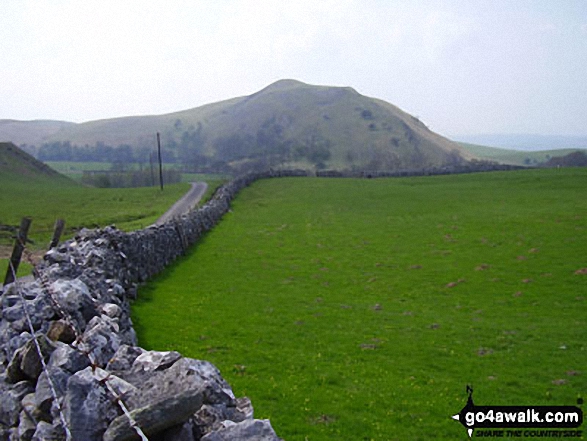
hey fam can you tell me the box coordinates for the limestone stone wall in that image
[0,164,524,440]
[0,169,306,441]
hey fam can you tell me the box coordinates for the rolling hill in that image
[1,80,472,172]
[457,142,587,166]
[453,133,587,151]
[0,142,72,184]
[0,120,76,147]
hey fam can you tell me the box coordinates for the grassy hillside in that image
[7,80,472,171]
[133,169,587,440]
[458,142,587,166]
[0,120,75,146]
[0,142,72,184]
[454,134,587,151]
[0,143,190,278]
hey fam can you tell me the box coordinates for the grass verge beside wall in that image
[132,168,587,440]
[0,173,190,277]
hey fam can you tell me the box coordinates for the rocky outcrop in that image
[0,170,302,440]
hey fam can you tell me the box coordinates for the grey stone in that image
[103,387,204,441]
[194,405,226,437]
[200,419,282,441]
[30,421,63,441]
[2,304,24,323]
[64,367,133,441]
[19,393,37,420]
[5,334,32,365]
[105,345,145,372]
[17,409,36,441]
[0,380,34,427]
[101,303,121,319]
[35,367,69,418]
[193,397,253,437]
[77,315,121,368]
[125,357,234,410]
[131,350,181,372]
[46,343,89,374]
[19,338,55,384]
[49,279,97,326]
[28,295,56,331]
[6,336,56,384]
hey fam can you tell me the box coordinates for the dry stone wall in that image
[0,169,306,441]
[0,164,525,440]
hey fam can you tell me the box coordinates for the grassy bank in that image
[0,172,190,278]
[133,169,586,440]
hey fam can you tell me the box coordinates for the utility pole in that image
[157,132,164,190]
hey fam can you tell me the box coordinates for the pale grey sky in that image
[1,0,586,136]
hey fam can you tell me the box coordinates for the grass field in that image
[46,161,231,184]
[132,168,587,440]
[0,171,190,278]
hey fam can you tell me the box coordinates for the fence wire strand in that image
[8,260,73,441]
[8,239,149,441]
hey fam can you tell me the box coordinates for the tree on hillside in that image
[178,123,206,166]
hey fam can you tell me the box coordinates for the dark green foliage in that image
[360,109,374,120]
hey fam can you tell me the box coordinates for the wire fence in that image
[6,235,149,441]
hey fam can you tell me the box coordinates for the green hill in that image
[458,142,587,166]
[0,120,75,146]
[0,142,72,184]
[3,80,473,172]
[0,142,189,276]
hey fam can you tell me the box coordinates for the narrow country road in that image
[1,182,209,290]
[153,181,208,226]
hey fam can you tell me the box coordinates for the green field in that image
[132,168,587,440]
[0,170,190,278]
[46,161,231,184]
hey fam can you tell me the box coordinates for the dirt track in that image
[153,181,208,226]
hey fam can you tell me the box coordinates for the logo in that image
[451,386,584,438]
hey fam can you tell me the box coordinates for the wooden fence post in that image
[49,219,65,249]
[3,217,32,286]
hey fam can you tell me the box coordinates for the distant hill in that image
[0,120,76,147]
[0,80,472,172]
[543,151,587,167]
[458,142,587,166]
[453,134,587,151]
[0,142,72,184]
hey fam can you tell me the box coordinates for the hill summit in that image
[2,80,473,172]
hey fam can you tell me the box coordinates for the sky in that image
[1,0,586,137]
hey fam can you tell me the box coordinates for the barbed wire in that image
[8,259,72,441]
[9,239,150,441]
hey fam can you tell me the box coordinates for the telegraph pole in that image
[157,132,164,190]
